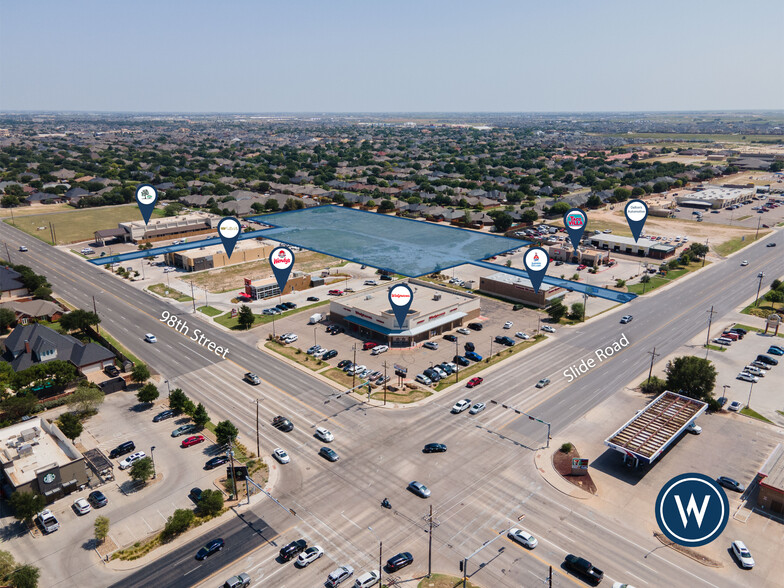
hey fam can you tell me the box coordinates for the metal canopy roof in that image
[604,391,707,464]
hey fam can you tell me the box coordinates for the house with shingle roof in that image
[0,267,28,299]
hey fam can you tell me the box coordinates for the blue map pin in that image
[269,246,295,292]
[217,217,241,258]
[135,184,158,225]
[625,199,649,242]
[563,208,587,250]
[388,283,414,328]
[523,247,550,294]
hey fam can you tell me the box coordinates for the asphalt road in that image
[2,221,782,588]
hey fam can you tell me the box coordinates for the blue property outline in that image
[88,206,636,304]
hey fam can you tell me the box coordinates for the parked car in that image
[768,346,784,356]
[415,374,432,386]
[320,447,339,462]
[244,372,261,385]
[273,448,290,464]
[736,372,758,383]
[728,401,742,412]
[104,364,120,377]
[171,424,197,437]
[443,334,457,342]
[37,509,59,533]
[731,540,755,569]
[88,490,108,508]
[503,321,513,329]
[466,377,483,388]
[322,350,338,360]
[718,476,745,492]
[189,487,203,502]
[423,341,439,350]
[515,332,530,340]
[205,455,229,469]
[686,422,702,434]
[371,345,388,355]
[73,498,92,515]
[468,322,483,331]
[423,443,447,453]
[325,565,354,588]
[464,341,475,352]
[119,451,146,470]
[457,328,471,335]
[423,368,441,382]
[541,325,556,333]
[465,351,482,362]
[279,539,307,561]
[451,399,471,413]
[153,410,175,422]
[507,528,538,548]
[109,440,136,458]
[306,296,320,302]
[362,341,377,350]
[453,355,470,367]
[469,402,486,414]
[386,552,414,572]
[181,435,205,448]
[196,538,224,560]
[315,427,334,442]
[296,545,324,567]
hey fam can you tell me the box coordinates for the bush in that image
[640,376,666,396]
[560,442,573,453]
[161,509,194,541]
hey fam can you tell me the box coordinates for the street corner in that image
[534,442,595,501]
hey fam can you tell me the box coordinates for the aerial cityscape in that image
[0,2,783,588]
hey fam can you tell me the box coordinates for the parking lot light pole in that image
[164,380,171,397]
[455,339,459,384]
[150,446,156,479]
[352,344,357,389]
[314,327,317,347]
[747,381,755,410]
[723,384,731,400]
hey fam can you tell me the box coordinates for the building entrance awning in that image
[344,311,467,337]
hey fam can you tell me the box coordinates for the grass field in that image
[3,204,164,245]
[197,306,223,317]
[369,386,431,404]
[626,260,707,295]
[264,340,328,371]
[714,233,769,257]
[322,367,368,389]
[147,283,194,302]
[584,220,632,237]
[215,299,329,329]
[740,407,774,424]
[704,344,727,352]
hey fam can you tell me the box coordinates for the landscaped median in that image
[265,340,329,371]
[434,335,545,391]
[214,299,329,330]
[417,574,482,588]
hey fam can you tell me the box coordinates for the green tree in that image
[491,212,513,232]
[66,385,105,414]
[192,403,210,428]
[0,308,17,332]
[182,399,196,416]
[521,209,538,223]
[9,564,40,588]
[168,388,188,412]
[679,252,691,265]
[613,187,631,201]
[641,375,667,395]
[546,302,567,322]
[264,199,280,211]
[615,279,626,287]
[0,394,36,420]
[378,200,395,213]
[94,516,110,544]
[687,242,709,259]
[130,363,150,384]
[57,412,83,441]
[58,310,100,334]
[0,550,16,579]
[215,420,239,446]
[665,356,717,402]
[9,491,45,524]
[197,489,224,516]
[765,289,784,304]
[129,457,154,485]
[32,286,52,300]
[548,202,570,216]
[237,305,255,330]
[640,274,651,284]
[161,509,194,541]
[585,194,602,208]
[569,302,585,321]
[163,203,184,216]
[136,383,159,404]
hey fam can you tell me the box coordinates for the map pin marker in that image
[625,199,649,242]
[523,247,550,294]
[217,217,241,258]
[135,184,158,225]
[269,246,295,292]
[388,283,414,329]
[563,208,587,250]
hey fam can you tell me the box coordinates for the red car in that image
[466,377,483,388]
[328,289,343,296]
[577,264,587,270]
[362,341,377,350]
[181,435,205,448]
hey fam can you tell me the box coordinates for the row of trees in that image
[167,388,239,446]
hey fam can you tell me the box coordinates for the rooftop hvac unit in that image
[365,295,373,300]
[433,293,442,301]
[17,444,33,457]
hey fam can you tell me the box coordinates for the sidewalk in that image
[533,442,594,500]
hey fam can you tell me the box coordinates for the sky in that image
[1,0,782,113]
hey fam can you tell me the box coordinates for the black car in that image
[756,354,778,366]
[464,342,475,352]
[438,363,453,375]
[272,416,294,432]
[153,410,175,422]
[337,359,351,369]
[88,490,108,508]
[195,538,224,560]
[767,242,777,247]
[279,539,307,561]
[386,552,413,572]
[379,274,393,281]
[717,396,728,408]
[495,335,514,346]
[717,476,745,493]
[730,327,747,335]
[423,369,440,382]
[282,302,297,309]
[189,487,203,502]
[322,350,338,360]
[306,296,320,302]
[467,322,483,331]
[330,326,344,335]
[205,455,229,470]
[443,334,457,342]
[423,443,447,453]
[319,447,339,462]
[453,355,470,367]
[104,364,120,378]
[275,304,288,311]
[109,441,135,459]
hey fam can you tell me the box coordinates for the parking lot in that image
[669,194,784,230]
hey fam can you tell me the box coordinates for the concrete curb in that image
[533,444,593,501]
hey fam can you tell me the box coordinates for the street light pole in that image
[164,379,171,397]
[747,381,755,410]
[251,399,262,458]
[754,272,764,307]
[352,343,357,389]
[368,527,382,587]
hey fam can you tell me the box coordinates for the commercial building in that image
[674,186,755,209]
[604,391,707,467]
[587,234,676,259]
[478,272,565,308]
[329,279,480,347]
[94,213,218,245]
[165,240,271,272]
[0,417,89,502]
[547,246,611,267]
[244,271,313,300]
[757,444,784,515]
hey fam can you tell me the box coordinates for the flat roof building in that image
[329,279,480,347]
[548,245,611,267]
[244,272,312,300]
[587,234,676,259]
[674,187,755,209]
[95,213,219,245]
[478,271,565,308]
[757,444,784,515]
[165,240,272,272]
[0,417,88,502]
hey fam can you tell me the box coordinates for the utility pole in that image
[755,216,761,240]
[352,343,357,389]
[747,381,755,410]
[548,566,553,588]
[754,272,764,307]
[190,281,197,312]
[49,222,54,245]
[368,527,382,588]
[253,399,261,458]
[705,306,716,348]
[424,505,439,577]
[702,238,709,268]
[646,347,659,384]
[582,291,588,322]
[3,242,11,264]
[382,361,388,405]
[455,338,459,384]
[227,443,237,500]
[92,296,100,334]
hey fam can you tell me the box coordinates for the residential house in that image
[0,267,28,299]
[0,300,64,324]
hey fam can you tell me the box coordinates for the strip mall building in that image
[329,279,480,347]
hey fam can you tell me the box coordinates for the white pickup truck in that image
[37,509,59,534]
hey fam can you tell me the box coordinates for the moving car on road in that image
[536,378,550,388]
[244,372,261,385]
[223,572,251,588]
[466,377,483,388]
[507,528,538,548]
[195,538,224,560]
[423,443,447,453]
[564,554,604,583]
[353,570,380,588]
[273,448,290,464]
[620,315,633,324]
[326,565,354,587]
[272,416,294,432]
[144,333,157,343]
[279,539,307,561]
[315,427,334,442]
[469,402,486,414]
[386,552,414,572]
[407,481,430,498]
[319,447,339,462]
[296,545,324,567]
[451,399,471,413]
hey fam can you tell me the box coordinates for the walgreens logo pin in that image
[563,208,587,250]
[523,247,549,294]
[388,283,414,328]
[269,247,295,292]
[217,217,241,259]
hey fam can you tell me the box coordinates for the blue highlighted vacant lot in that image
[250,206,522,277]
[89,206,635,304]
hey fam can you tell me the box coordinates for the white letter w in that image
[674,494,711,528]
